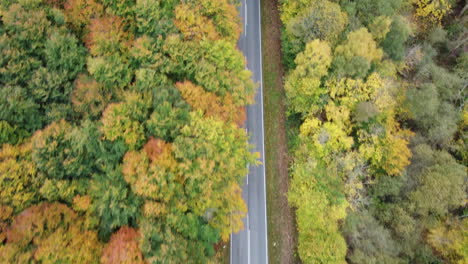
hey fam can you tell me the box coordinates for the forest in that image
[0,0,257,263]
[281,0,467,263]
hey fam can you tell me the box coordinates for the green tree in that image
[32,120,99,180]
[332,28,383,78]
[343,210,402,264]
[285,39,332,115]
[90,167,142,240]
[282,0,347,68]
[100,92,151,150]
[381,16,411,61]
[407,144,467,217]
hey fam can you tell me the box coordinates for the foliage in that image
[381,16,411,61]
[90,167,142,240]
[0,2,86,132]
[412,0,454,24]
[427,218,468,264]
[32,119,98,179]
[0,142,41,213]
[176,81,246,125]
[172,112,258,240]
[281,0,467,263]
[101,226,145,264]
[0,203,103,264]
[282,0,347,68]
[100,92,151,150]
[0,0,281,261]
[285,39,332,115]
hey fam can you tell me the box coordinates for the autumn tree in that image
[427,218,468,264]
[100,92,151,150]
[283,0,347,68]
[72,74,111,120]
[0,203,102,264]
[162,36,255,105]
[285,39,332,115]
[0,142,41,213]
[176,81,245,125]
[332,28,383,78]
[101,226,146,264]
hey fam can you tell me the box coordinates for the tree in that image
[90,167,142,240]
[412,0,455,25]
[100,92,151,150]
[172,112,257,240]
[1,2,86,132]
[145,85,190,141]
[63,0,104,38]
[32,119,98,179]
[0,203,102,264]
[353,0,404,25]
[0,142,41,213]
[72,74,111,120]
[381,16,411,61]
[174,3,220,41]
[343,210,402,264]
[283,0,347,68]
[134,0,178,37]
[427,218,468,264]
[101,226,145,264]
[333,28,383,78]
[288,156,348,264]
[407,144,467,217]
[285,39,332,115]
[176,81,245,125]
[85,15,131,57]
[162,36,255,105]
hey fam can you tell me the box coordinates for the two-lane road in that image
[230,0,268,263]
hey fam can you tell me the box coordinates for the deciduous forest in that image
[0,0,257,263]
[281,0,467,263]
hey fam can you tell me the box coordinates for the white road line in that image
[257,0,269,262]
[245,0,248,26]
[247,215,250,264]
[230,232,233,264]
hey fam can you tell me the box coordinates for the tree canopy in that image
[0,0,257,262]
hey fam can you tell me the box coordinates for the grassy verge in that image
[216,240,230,264]
[260,0,299,263]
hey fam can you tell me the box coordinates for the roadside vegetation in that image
[280,0,467,263]
[0,0,258,263]
[261,0,298,263]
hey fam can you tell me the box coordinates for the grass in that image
[260,0,299,263]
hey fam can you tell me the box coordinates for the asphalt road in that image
[230,0,268,263]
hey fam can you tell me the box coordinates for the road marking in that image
[244,0,247,36]
[247,215,250,264]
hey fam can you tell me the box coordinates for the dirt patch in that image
[260,0,299,263]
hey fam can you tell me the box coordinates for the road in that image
[230,0,268,263]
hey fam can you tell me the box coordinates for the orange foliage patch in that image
[6,203,77,246]
[85,15,131,56]
[175,81,246,126]
[72,74,110,117]
[101,226,146,264]
[143,137,172,162]
[64,0,104,35]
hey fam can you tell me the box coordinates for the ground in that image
[261,0,299,263]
